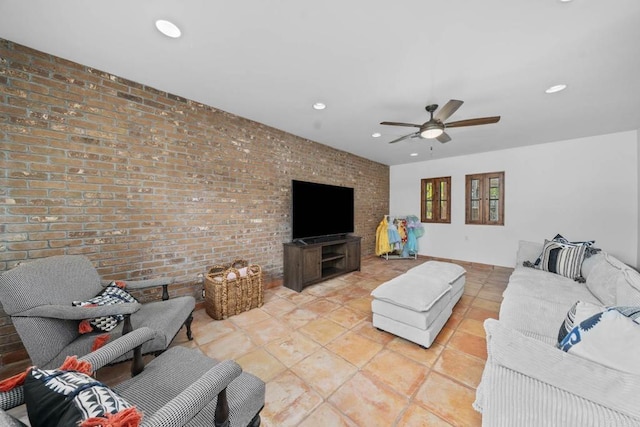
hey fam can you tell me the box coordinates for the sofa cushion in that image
[580,251,604,278]
[537,239,587,280]
[503,267,600,307]
[585,254,625,305]
[616,268,640,306]
[515,240,544,266]
[558,308,640,375]
[499,294,573,344]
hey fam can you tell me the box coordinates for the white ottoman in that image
[371,261,466,348]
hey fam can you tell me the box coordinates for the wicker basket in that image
[204,260,264,320]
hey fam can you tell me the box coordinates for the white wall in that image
[390,130,639,268]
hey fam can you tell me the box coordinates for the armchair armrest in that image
[141,360,242,427]
[483,319,640,420]
[16,302,141,320]
[103,277,175,291]
[80,327,156,371]
[0,328,156,412]
[0,387,24,412]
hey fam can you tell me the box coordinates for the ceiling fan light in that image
[420,125,444,139]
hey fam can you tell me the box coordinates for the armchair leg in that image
[185,311,194,340]
[215,388,230,427]
[123,314,133,335]
[131,344,145,376]
[248,413,261,427]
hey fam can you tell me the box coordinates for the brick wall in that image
[0,39,390,368]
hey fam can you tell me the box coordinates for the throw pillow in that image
[557,300,604,345]
[531,234,599,270]
[537,239,587,280]
[553,233,601,258]
[24,365,141,427]
[551,233,595,249]
[73,281,138,333]
[558,308,640,375]
[612,305,640,323]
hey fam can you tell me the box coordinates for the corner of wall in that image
[637,129,640,269]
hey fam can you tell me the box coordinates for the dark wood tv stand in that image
[283,235,361,292]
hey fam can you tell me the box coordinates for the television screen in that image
[292,180,354,240]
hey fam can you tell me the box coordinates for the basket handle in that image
[208,264,228,275]
[247,264,262,276]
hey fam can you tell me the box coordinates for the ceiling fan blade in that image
[445,116,501,128]
[437,132,451,143]
[380,121,421,128]
[388,132,419,144]
[434,99,464,122]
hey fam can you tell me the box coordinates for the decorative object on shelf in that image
[376,215,424,259]
[204,260,264,320]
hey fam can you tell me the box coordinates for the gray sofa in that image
[474,240,640,426]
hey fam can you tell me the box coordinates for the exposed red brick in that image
[0,37,389,366]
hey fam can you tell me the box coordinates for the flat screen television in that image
[291,180,354,241]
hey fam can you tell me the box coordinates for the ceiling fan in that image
[380,99,500,144]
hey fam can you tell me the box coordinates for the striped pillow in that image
[538,239,586,280]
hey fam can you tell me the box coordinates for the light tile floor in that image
[7,255,513,426]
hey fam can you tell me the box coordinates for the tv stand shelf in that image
[322,253,343,262]
[284,235,361,292]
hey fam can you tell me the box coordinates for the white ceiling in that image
[1,1,639,166]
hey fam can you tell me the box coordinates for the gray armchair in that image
[0,255,195,369]
[0,327,265,426]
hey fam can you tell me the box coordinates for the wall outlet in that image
[202,289,205,298]
[197,273,205,284]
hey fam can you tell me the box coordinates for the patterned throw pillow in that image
[558,308,640,375]
[537,239,587,280]
[24,365,141,427]
[73,281,138,333]
[557,300,604,345]
[551,233,595,248]
[532,234,599,268]
[552,233,601,259]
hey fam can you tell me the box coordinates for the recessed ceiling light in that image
[410,153,419,157]
[312,102,326,110]
[545,84,567,94]
[155,20,181,38]
[371,132,381,138]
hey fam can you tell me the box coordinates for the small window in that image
[465,172,505,225]
[421,176,451,223]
